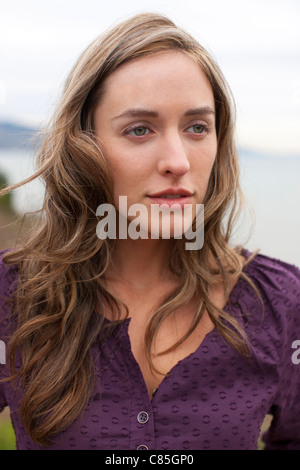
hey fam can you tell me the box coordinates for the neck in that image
[106,238,177,291]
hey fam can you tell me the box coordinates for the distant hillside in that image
[0,121,41,149]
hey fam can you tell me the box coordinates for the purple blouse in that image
[1,249,300,450]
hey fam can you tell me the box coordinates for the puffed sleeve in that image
[0,249,19,412]
[261,260,300,449]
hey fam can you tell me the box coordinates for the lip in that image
[148,188,193,198]
[147,188,194,208]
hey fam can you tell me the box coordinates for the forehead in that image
[99,51,215,112]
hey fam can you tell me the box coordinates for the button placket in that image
[136,410,151,449]
[120,319,154,450]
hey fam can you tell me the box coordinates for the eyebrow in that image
[185,107,215,117]
[112,106,215,121]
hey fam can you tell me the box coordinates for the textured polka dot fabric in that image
[1,249,300,450]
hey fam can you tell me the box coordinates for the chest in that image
[101,282,228,399]
[127,301,215,398]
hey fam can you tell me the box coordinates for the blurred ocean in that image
[0,148,300,267]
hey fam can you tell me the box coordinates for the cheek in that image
[111,155,151,185]
[193,149,217,179]
[110,160,142,198]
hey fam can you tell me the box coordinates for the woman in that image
[1,12,300,450]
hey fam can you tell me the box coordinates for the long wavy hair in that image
[1,12,259,445]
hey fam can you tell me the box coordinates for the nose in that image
[156,132,190,178]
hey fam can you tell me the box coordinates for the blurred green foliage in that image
[0,173,12,211]
[0,418,16,450]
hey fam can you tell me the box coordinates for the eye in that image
[127,126,150,136]
[186,124,207,134]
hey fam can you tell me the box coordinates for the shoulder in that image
[242,249,300,307]
[235,249,300,362]
[0,249,19,294]
[0,249,19,329]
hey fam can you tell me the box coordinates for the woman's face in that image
[93,51,217,239]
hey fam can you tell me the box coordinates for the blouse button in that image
[137,411,149,424]
[137,444,149,450]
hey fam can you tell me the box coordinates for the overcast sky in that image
[1,0,299,154]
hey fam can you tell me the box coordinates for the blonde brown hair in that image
[1,12,259,445]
